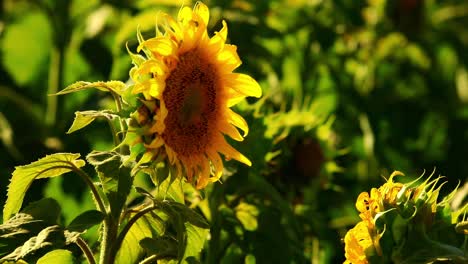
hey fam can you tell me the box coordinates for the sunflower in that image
[129,2,261,189]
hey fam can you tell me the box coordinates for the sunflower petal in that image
[220,122,244,141]
[194,2,210,26]
[225,73,262,98]
[227,109,248,137]
[218,138,252,166]
[139,38,176,57]
[207,149,223,181]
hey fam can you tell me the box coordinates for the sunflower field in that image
[0,0,467,263]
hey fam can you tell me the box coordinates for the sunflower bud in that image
[343,171,467,263]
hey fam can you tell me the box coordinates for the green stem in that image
[106,119,120,147]
[45,45,63,126]
[100,216,118,264]
[73,167,106,214]
[76,237,96,264]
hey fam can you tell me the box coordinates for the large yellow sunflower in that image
[129,2,261,189]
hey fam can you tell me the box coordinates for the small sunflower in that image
[129,2,261,188]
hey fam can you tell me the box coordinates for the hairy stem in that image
[76,237,96,264]
[72,167,106,214]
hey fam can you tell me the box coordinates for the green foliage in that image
[3,153,85,222]
[36,250,77,264]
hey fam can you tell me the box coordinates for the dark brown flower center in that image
[162,49,218,157]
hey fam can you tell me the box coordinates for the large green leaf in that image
[182,223,209,262]
[67,110,120,134]
[36,249,76,264]
[3,153,86,222]
[115,214,162,264]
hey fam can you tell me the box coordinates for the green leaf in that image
[163,202,209,229]
[1,12,52,86]
[54,81,126,96]
[235,202,259,231]
[86,151,122,184]
[139,237,177,258]
[3,153,86,222]
[182,222,209,261]
[0,213,48,256]
[115,214,162,264]
[36,249,76,264]
[67,210,105,233]
[1,225,65,262]
[67,110,120,134]
[21,198,61,225]
[86,151,132,220]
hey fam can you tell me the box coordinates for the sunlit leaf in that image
[36,249,76,264]
[67,110,119,134]
[54,81,126,96]
[115,214,162,264]
[235,202,259,231]
[183,222,209,261]
[3,153,85,222]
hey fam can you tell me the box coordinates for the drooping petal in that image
[225,73,262,98]
[226,108,248,137]
[218,136,252,166]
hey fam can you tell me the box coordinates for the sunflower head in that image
[125,2,261,189]
[343,171,467,263]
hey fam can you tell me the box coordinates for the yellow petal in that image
[356,192,370,213]
[219,137,252,166]
[178,6,193,25]
[139,38,176,57]
[207,149,223,181]
[163,14,183,41]
[196,158,211,189]
[220,121,244,141]
[194,2,209,26]
[225,73,262,98]
[227,109,248,137]
[212,20,228,45]
[226,89,247,107]
[218,44,241,72]
[136,60,166,76]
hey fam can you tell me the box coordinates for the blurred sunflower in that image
[129,2,261,188]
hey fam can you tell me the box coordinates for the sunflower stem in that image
[72,167,106,214]
[76,237,96,264]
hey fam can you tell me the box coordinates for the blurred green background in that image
[1,0,467,263]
